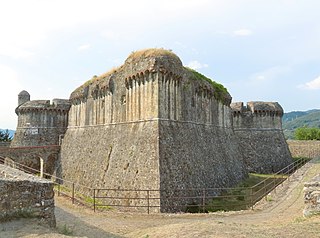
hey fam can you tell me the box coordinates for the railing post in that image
[202,189,206,213]
[273,175,276,194]
[250,187,254,210]
[264,180,267,201]
[72,183,75,204]
[93,189,96,212]
[147,190,150,214]
[58,184,60,196]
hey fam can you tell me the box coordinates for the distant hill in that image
[0,129,15,139]
[282,109,320,139]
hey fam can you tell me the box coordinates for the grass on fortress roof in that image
[74,48,229,101]
[184,67,229,101]
[126,48,180,61]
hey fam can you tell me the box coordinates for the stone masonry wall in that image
[0,164,55,227]
[304,174,320,217]
[60,121,161,211]
[234,130,292,173]
[159,121,247,211]
[11,98,70,147]
[60,49,247,212]
[231,102,292,173]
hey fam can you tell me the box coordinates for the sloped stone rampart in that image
[304,174,320,217]
[0,165,55,227]
[234,129,292,173]
[59,121,161,211]
[158,121,247,211]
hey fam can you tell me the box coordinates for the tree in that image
[0,129,13,142]
[294,127,320,140]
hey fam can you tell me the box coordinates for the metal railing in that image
[0,156,312,214]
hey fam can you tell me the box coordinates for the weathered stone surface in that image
[4,48,292,213]
[11,95,70,147]
[231,101,292,173]
[304,175,320,217]
[0,165,55,227]
[60,49,248,211]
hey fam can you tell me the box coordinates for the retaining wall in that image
[304,174,320,217]
[287,140,320,158]
[0,164,55,227]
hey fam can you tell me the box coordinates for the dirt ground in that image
[1,158,320,238]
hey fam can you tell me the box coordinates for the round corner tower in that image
[11,93,71,147]
[18,90,30,107]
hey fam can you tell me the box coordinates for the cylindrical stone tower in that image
[18,90,30,107]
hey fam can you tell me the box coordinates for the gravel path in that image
[1,158,320,238]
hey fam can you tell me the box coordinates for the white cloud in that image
[77,44,91,51]
[251,66,291,83]
[186,61,208,70]
[0,65,23,129]
[298,76,320,90]
[0,45,35,59]
[233,29,253,36]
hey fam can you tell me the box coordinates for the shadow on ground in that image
[55,205,124,238]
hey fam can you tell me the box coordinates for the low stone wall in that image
[0,164,55,227]
[304,174,320,217]
[287,140,320,158]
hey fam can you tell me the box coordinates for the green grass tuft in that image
[184,67,229,102]
[58,224,74,236]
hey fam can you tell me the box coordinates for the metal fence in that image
[0,156,312,213]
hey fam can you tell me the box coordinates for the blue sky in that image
[1,0,320,129]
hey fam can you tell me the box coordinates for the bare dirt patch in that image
[1,159,320,238]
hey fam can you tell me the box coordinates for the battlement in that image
[12,93,71,147]
[231,101,283,130]
[231,101,283,116]
[17,99,71,113]
[68,48,231,127]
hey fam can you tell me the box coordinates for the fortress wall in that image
[11,110,69,147]
[233,112,282,129]
[68,70,228,128]
[234,130,292,173]
[69,72,163,127]
[126,72,159,121]
[232,102,292,173]
[60,121,161,210]
[0,165,55,227]
[62,68,244,211]
[158,73,182,121]
[158,121,247,212]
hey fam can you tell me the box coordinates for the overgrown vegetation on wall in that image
[184,67,228,102]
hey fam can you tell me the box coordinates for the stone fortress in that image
[1,48,292,211]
